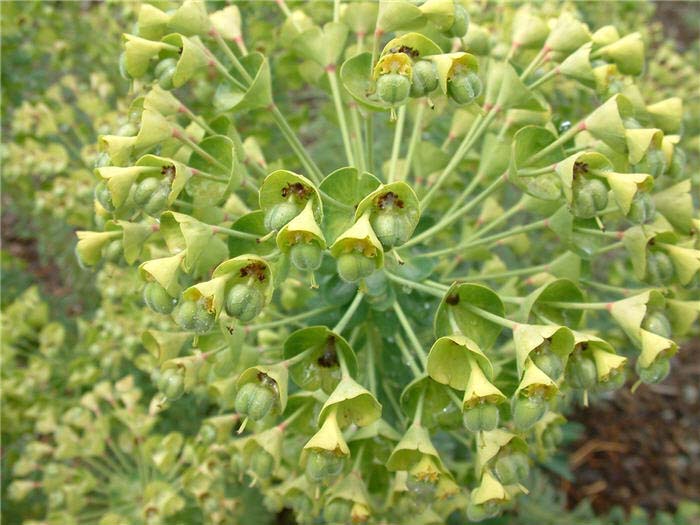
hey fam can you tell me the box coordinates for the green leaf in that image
[426,334,493,390]
[381,32,442,58]
[318,376,382,428]
[293,22,348,67]
[510,126,563,200]
[228,211,276,256]
[519,278,585,327]
[340,53,392,112]
[186,135,237,207]
[139,253,184,296]
[434,283,505,350]
[377,0,426,33]
[386,425,444,472]
[161,33,209,87]
[214,52,272,112]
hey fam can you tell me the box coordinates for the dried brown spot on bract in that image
[281,182,311,200]
[317,336,339,368]
[377,191,404,210]
[240,261,268,282]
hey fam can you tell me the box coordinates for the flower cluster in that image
[12,0,699,524]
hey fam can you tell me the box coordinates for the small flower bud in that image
[447,71,482,105]
[173,298,215,333]
[463,402,499,433]
[337,252,376,283]
[264,201,301,231]
[377,73,411,106]
[143,281,177,314]
[290,242,323,272]
[512,395,547,431]
[225,283,265,322]
[410,60,439,98]
[235,382,276,421]
[157,367,185,400]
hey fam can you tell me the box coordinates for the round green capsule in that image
[571,177,608,218]
[494,453,529,485]
[512,395,547,431]
[636,356,671,384]
[157,368,185,400]
[409,60,439,98]
[249,449,275,479]
[264,201,301,232]
[225,283,265,322]
[531,351,564,380]
[336,252,375,283]
[133,177,162,206]
[645,251,675,285]
[154,57,178,90]
[566,354,598,389]
[447,71,482,105]
[173,298,215,333]
[376,73,411,106]
[323,499,352,524]
[305,450,344,483]
[143,281,177,314]
[642,310,672,338]
[290,242,323,272]
[102,239,123,263]
[463,402,499,432]
[447,4,469,37]
[235,382,276,421]
[95,181,116,212]
[466,500,501,522]
[627,191,655,224]
[370,212,413,249]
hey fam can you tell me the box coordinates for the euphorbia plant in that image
[73,0,698,523]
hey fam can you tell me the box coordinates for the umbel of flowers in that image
[65,0,699,523]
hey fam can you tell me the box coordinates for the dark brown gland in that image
[389,45,419,58]
[281,182,310,200]
[376,191,404,210]
[161,164,176,178]
[573,161,589,177]
[317,336,339,368]
[240,261,268,282]
[446,294,460,305]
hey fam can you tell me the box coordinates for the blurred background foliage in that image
[1,1,698,524]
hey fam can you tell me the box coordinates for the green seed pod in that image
[565,354,598,389]
[599,368,626,391]
[102,239,123,263]
[199,423,217,445]
[531,351,564,380]
[466,501,500,522]
[376,73,411,106]
[668,147,686,179]
[645,251,675,285]
[290,242,323,272]
[173,298,215,333]
[370,212,414,249]
[642,311,672,338]
[447,4,469,37]
[494,453,529,485]
[323,499,352,524]
[250,449,275,479]
[463,402,499,432]
[133,177,162,206]
[154,57,178,90]
[640,147,667,178]
[305,450,344,483]
[447,71,482,105]
[512,395,547,431]
[541,424,563,450]
[143,281,177,314]
[235,382,275,421]
[116,122,138,137]
[571,177,608,218]
[95,181,116,212]
[626,191,655,224]
[142,182,170,217]
[623,116,643,129]
[264,201,301,232]
[336,252,376,283]
[409,60,439,98]
[157,367,185,400]
[636,356,671,384]
[225,283,265,322]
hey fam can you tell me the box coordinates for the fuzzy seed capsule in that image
[249,449,275,479]
[447,5,470,37]
[290,242,323,271]
[531,351,563,380]
[102,239,123,263]
[143,281,177,314]
[447,71,482,105]
[264,201,301,231]
[336,252,375,283]
[410,60,439,98]
[225,283,265,322]
[376,73,411,106]
[463,402,499,432]
[512,395,547,431]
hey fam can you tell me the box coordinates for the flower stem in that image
[527,67,559,90]
[386,272,444,298]
[393,300,427,367]
[396,332,423,377]
[526,121,584,165]
[388,105,406,183]
[327,68,356,167]
[463,303,520,330]
[403,101,426,181]
[270,105,323,185]
[333,291,365,334]
[350,105,367,172]
[250,305,336,332]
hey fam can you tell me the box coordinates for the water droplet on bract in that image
[559,120,572,133]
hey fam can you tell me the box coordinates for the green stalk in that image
[444,171,485,215]
[386,272,444,298]
[403,101,426,181]
[526,121,584,165]
[415,218,547,258]
[211,32,253,84]
[519,46,548,81]
[402,174,506,249]
[445,263,548,283]
[270,105,323,185]
[366,326,378,395]
[179,104,216,135]
[249,304,336,331]
[211,225,261,241]
[420,109,497,209]
[392,301,427,367]
[350,105,367,172]
[388,105,406,183]
[172,129,229,173]
[527,67,560,90]
[327,68,356,167]
[365,114,375,172]
[541,300,611,310]
[395,332,423,377]
[464,194,529,242]
[333,292,365,334]
[463,303,520,330]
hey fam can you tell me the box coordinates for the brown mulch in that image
[564,338,700,514]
